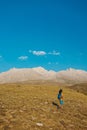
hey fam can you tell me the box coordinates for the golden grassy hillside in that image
[0,82,87,130]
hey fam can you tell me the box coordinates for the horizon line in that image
[0,66,87,73]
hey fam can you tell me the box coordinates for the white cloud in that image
[29,50,46,56]
[48,51,60,56]
[33,51,46,56]
[29,50,60,56]
[18,56,28,60]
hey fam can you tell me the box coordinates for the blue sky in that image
[0,0,87,72]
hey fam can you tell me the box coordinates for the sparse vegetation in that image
[67,83,87,95]
[0,82,87,130]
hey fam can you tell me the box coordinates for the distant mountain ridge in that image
[0,67,87,84]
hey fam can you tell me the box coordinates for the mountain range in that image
[0,67,87,84]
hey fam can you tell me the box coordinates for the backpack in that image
[58,93,61,100]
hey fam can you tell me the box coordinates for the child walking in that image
[57,89,64,108]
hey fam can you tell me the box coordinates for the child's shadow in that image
[52,101,60,109]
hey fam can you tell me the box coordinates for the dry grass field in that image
[0,82,87,130]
